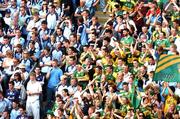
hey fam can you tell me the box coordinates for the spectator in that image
[77,17,88,45]
[56,75,68,96]
[26,72,42,119]
[0,0,179,118]
[0,91,11,115]
[40,47,52,74]
[38,20,50,49]
[39,1,48,20]
[20,50,32,72]
[10,29,25,48]
[16,105,29,119]
[10,101,20,119]
[0,110,10,119]
[46,59,63,106]
[26,11,41,32]
[55,28,66,43]
[0,36,12,58]
[46,4,58,34]
[5,81,19,102]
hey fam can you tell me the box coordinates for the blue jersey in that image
[6,89,19,102]
[16,115,29,119]
[77,24,88,45]
[48,67,63,88]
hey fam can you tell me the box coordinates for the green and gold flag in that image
[130,78,141,109]
[153,54,180,82]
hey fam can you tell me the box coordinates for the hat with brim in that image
[18,64,26,69]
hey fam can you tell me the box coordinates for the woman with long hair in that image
[39,1,48,20]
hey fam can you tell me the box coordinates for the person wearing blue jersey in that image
[5,81,19,102]
[46,59,63,108]
[77,17,88,46]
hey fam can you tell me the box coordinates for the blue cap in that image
[5,9,11,14]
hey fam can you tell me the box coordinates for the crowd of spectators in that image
[0,0,179,118]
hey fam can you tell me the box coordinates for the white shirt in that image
[123,72,131,83]
[73,90,83,104]
[68,85,77,95]
[1,44,12,55]
[26,19,41,32]
[3,17,11,27]
[40,56,51,73]
[145,62,156,73]
[0,37,3,44]
[26,80,42,102]
[3,58,14,75]
[56,84,68,96]
[67,65,76,74]
[109,37,117,47]
[63,26,72,39]
[46,13,57,30]
[175,88,180,97]
[175,38,180,54]
[114,24,124,32]
[55,8,61,16]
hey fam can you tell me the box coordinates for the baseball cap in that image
[5,9,11,14]
[123,11,128,15]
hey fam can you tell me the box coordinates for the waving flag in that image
[153,54,180,82]
[130,78,141,109]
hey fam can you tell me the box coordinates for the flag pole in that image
[160,0,163,26]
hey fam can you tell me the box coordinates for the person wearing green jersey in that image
[154,32,171,50]
[121,29,134,46]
